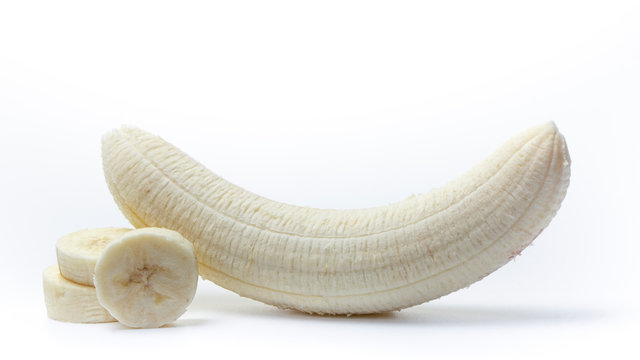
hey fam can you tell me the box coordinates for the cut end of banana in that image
[42,265,116,323]
[56,227,132,286]
[94,228,199,328]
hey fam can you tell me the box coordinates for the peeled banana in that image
[42,265,116,323]
[56,227,132,286]
[102,122,570,314]
[94,228,199,328]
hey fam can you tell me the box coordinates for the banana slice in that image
[94,228,198,328]
[42,265,116,323]
[56,228,132,286]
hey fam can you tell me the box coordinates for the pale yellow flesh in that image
[101,122,570,314]
[56,227,132,286]
[94,228,198,328]
[42,265,115,323]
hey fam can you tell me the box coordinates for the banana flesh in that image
[94,228,199,328]
[56,227,132,286]
[101,122,571,314]
[42,265,116,323]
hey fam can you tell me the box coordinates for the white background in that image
[1,1,638,359]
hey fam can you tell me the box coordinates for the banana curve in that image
[102,123,570,314]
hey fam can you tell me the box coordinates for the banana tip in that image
[101,125,142,144]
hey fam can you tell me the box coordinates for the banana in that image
[56,227,132,286]
[42,265,116,323]
[101,122,571,315]
[93,227,199,328]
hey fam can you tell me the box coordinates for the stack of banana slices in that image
[43,227,199,328]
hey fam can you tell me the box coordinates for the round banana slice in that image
[42,265,116,323]
[56,227,132,286]
[94,228,198,328]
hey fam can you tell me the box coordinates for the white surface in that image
[1,1,638,359]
